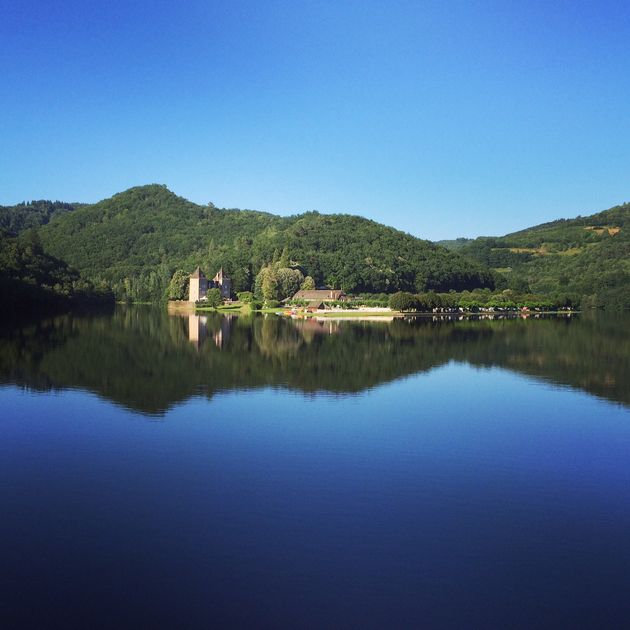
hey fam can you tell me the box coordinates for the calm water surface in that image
[1,309,630,628]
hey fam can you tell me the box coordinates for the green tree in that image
[301,275,315,290]
[276,267,304,299]
[279,246,290,268]
[206,288,222,308]
[166,270,189,300]
[255,265,281,301]
[262,273,278,301]
[24,227,43,255]
[237,291,254,303]
[388,291,417,312]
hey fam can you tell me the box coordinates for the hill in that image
[458,202,630,309]
[0,229,112,319]
[37,185,494,301]
[0,200,86,236]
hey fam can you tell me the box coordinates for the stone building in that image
[188,267,232,302]
[189,267,208,302]
[212,268,232,299]
[290,289,347,311]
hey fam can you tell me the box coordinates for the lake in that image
[1,308,630,628]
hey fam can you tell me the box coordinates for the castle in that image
[189,267,232,302]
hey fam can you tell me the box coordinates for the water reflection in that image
[188,313,234,349]
[1,308,629,414]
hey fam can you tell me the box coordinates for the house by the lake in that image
[292,289,347,302]
[291,289,347,310]
[189,267,232,302]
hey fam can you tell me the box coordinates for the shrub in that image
[237,291,254,303]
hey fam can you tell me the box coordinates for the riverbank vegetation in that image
[0,229,113,320]
[386,289,573,312]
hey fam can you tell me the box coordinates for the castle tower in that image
[213,267,232,299]
[189,266,208,302]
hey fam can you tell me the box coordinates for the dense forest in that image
[448,202,630,310]
[0,228,112,319]
[0,200,86,236]
[31,185,494,301]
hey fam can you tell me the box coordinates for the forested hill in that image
[36,184,494,301]
[0,200,87,236]
[457,202,630,309]
[0,229,112,319]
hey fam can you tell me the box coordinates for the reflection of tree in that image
[254,316,303,359]
[0,309,629,415]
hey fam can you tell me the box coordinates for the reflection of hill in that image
[1,308,628,415]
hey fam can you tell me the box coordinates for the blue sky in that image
[1,0,629,240]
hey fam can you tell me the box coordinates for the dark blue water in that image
[1,310,630,628]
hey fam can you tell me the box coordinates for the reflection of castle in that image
[188,314,207,349]
[212,315,233,349]
[299,318,340,336]
[189,267,232,302]
[187,313,234,350]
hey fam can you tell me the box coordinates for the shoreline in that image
[167,300,578,320]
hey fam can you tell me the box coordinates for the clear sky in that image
[1,0,629,240]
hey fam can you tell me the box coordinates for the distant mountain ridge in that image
[30,184,494,301]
